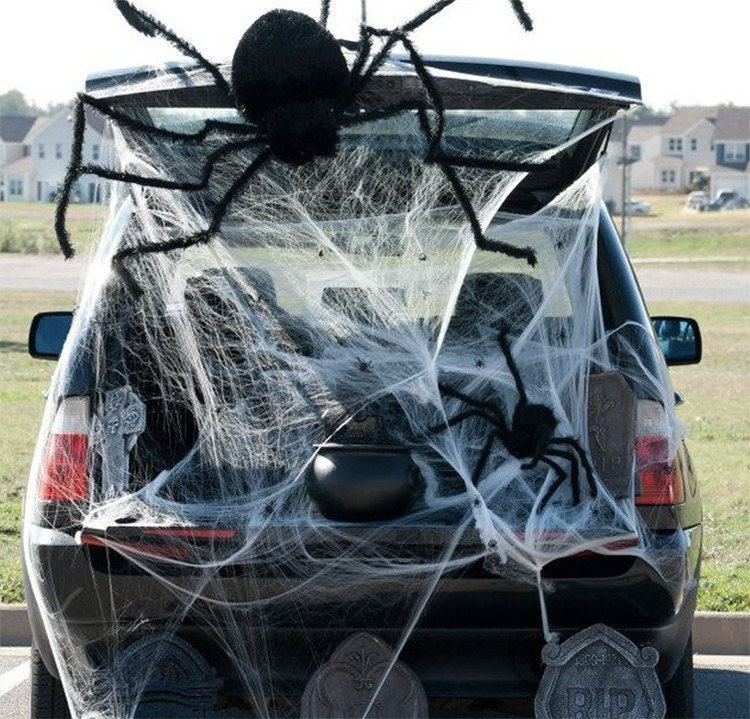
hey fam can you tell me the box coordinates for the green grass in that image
[0,201,106,255]
[0,289,76,603]
[625,193,750,262]
[648,301,750,612]
[629,231,750,261]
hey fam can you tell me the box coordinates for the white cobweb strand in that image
[26,109,685,718]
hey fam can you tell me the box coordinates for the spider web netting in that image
[25,62,688,719]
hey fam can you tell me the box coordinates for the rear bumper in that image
[24,523,701,698]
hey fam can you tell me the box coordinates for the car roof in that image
[85,54,641,110]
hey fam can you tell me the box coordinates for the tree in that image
[0,89,71,117]
[0,89,38,116]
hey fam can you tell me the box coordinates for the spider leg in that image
[350,0,532,97]
[55,97,86,259]
[548,437,599,499]
[110,147,273,296]
[437,383,509,428]
[435,157,537,264]
[55,108,261,259]
[471,432,501,486]
[535,455,569,513]
[428,407,504,436]
[80,138,260,191]
[320,0,332,27]
[429,408,501,486]
[496,329,528,405]
[544,448,582,506]
[114,0,231,98]
[55,93,260,259]
[384,31,536,264]
[82,93,258,143]
[402,0,533,35]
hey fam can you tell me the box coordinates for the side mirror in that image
[29,312,74,360]
[651,316,702,366]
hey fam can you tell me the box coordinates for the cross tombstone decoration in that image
[535,624,665,719]
[92,386,146,498]
[301,632,428,718]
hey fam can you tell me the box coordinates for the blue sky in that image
[2,0,748,111]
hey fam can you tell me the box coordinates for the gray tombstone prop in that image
[301,632,428,718]
[113,633,223,718]
[587,373,636,498]
[92,385,146,498]
[535,623,665,719]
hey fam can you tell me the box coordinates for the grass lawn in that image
[0,201,106,255]
[624,193,750,262]
[0,288,77,602]
[648,301,750,611]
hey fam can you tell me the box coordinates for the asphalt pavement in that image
[631,260,750,304]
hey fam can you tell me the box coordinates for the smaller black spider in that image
[431,328,598,511]
[356,357,372,373]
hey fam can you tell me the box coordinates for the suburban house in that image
[605,105,750,210]
[0,110,108,204]
[710,105,750,200]
[0,115,37,201]
[631,107,717,191]
[603,116,665,211]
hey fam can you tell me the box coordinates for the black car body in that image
[25,48,702,719]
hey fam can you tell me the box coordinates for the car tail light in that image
[634,400,684,505]
[39,396,90,503]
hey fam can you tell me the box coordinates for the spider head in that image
[232,10,349,165]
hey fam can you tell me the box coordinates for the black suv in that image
[26,46,702,719]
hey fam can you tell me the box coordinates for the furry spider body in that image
[56,0,542,287]
[232,10,349,165]
[434,330,598,511]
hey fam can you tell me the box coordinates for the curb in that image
[691,611,750,656]
[1,605,748,654]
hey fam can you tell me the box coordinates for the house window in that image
[38,143,45,159]
[690,138,698,152]
[9,179,23,197]
[55,143,63,159]
[668,138,682,153]
[661,169,676,184]
[724,143,747,162]
[630,145,642,161]
[92,144,100,161]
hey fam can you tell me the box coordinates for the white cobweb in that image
[24,58,688,719]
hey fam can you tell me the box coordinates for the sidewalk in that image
[1,604,747,654]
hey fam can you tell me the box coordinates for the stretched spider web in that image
[25,49,687,719]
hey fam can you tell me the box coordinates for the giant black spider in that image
[55,0,551,293]
[431,328,598,511]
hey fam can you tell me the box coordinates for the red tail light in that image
[39,397,90,502]
[634,401,684,506]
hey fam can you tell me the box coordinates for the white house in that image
[602,117,665,212]
[604,105,750,205]
[710,106,750,201]
[628,107,717,192]
[0,116,37,201]
[0,110,108,203]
